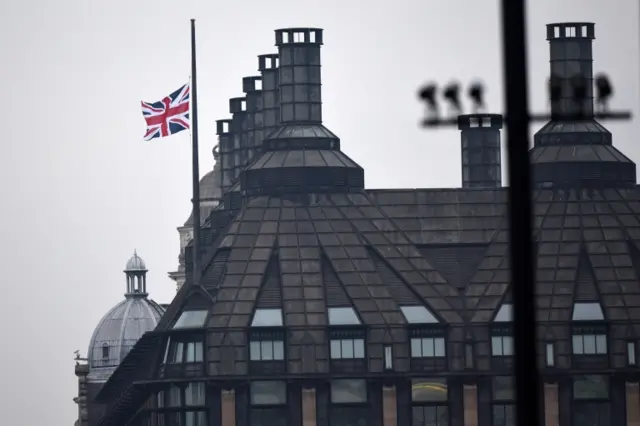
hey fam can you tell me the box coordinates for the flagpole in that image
[190,18,202,287]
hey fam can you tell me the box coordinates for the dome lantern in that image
[124,250,148,296]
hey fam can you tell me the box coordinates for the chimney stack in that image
[458,114,503,188]
[258,54,280,139]
[274,28,323,125]
[229,97,248,182]
[216,119,234,193]
[242,75,264,165]
[546,22,595,119]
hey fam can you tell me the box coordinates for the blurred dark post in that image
[500,2,540,426]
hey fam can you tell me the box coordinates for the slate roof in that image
[94,23,640,425]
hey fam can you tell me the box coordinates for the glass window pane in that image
[174,342,184,363]
[328,307,361,325]
[250,381,287,405]
[494,304,513,322]
[411,338,422,357]
[186,342,196,362]
[194,341,203,362]
[168,385,181,407]
[572,303,605,321]
[573,375,609,399]
[330,339,341,359]
[595,335,607,354]
[411,378,448,402]
[250,341,261,360]
[342,339,354,358]
[434,337,446,357]
[251,309,283,327]
[185,382,206,406]
[384,345,393,369]
[273,340,285,360]
[261,341,274,360]
[546,343,555,366]
[628,342,636,365]
[185,411,207,426]
[504,337,513,356]
[173,310,209,329]
[583,335,596,354]
[423,338,435,357]
[400,306,439,324]
[492,336,503,355]
[354,339,365,358]
[573,335,584,354]
[331,379,367,403]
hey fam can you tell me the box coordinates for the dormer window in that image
[173,310,209,329]
[571,303,607,358]
[160,315,206,378]
[491,303,514,357]
[402,305,447,371]
[163,337,204,364]
[249,309,285,373]
[328,307,365,360]
[328,307,366,372]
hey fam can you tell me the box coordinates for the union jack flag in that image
[141,83,190,141]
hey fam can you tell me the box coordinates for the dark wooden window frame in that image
[571,375,611,426]
[490,325,514,357]
[408,325,448,372]
[491,376,515,426]
[249,381,289,426]
[147,381,208,426]
[248,327,287,375]
[410,378,450,426]
[328,326,367,373]
[158,330,206,379]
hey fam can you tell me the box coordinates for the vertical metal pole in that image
[190,18,202,287]
[500,1,540,426]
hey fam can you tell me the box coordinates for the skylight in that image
[251,308,283,327]
[400,306,439,324]
[572,302,604,321]
[173,310,209,329]
[328,307,361,325]
[494,304,513,322]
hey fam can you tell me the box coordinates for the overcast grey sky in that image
[0,0,638,424]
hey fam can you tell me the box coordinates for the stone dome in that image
[87,252,164,382]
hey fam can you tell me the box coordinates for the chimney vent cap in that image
[546,22,595,40]
[275,28,323,46]
[458,114,503,130]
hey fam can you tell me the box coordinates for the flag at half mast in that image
[138,20,202,287]
[141,83,190,141]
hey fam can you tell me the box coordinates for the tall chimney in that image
[216,119,234,193]
[258,54,280,139]
[229,96,248,182]
[457,114,503,188]
[274,28,323,125]
[546,22,595,119]
[242,75,264,165]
